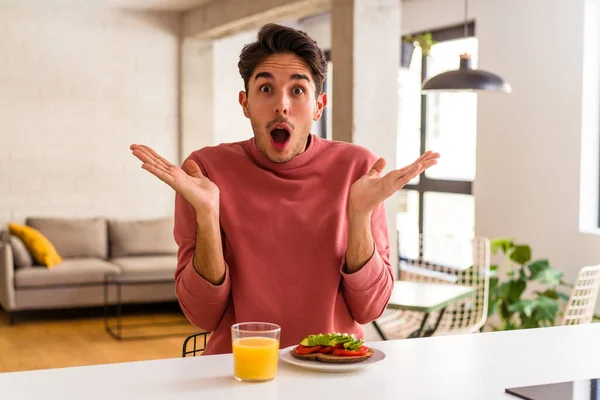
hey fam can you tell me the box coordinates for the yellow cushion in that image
[8,223,63,268]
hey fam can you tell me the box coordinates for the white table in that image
[2,324,600,400]
[386,281,475,313]
[372,281,475,339]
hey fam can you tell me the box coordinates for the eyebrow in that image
[254,72,274,81]
[254,72,311,83]
[290,73,310,83]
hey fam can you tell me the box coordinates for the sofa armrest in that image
[0,242,16,311]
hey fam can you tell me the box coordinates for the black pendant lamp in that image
[421,0,511,94]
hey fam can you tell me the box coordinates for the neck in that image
[305,134,312,151]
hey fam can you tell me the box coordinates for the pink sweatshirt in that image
[173,134,394,355]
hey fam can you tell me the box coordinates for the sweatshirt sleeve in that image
[172,155,231,332]
[340,201,395,324]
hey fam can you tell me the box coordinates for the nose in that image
[274,93,290,115]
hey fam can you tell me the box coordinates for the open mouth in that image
[269,125,291,150]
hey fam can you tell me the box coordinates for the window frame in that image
[402,22,476,234]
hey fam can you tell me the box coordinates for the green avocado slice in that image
[299,332,364,349]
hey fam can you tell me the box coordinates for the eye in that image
[260,85,271,93]
[293,87,305,95]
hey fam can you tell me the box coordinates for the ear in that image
[313,92,328,121]
[239,91,250,118]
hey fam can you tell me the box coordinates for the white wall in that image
[181,29,256,155]
[475,0,600,288]
[401,0,478,35]
[213,31,257,144]
[181,37,214,159]
[0,8,180,227]
[299,13,331,50]
[579,0,600,235]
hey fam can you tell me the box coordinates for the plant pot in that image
[401,41,415,68]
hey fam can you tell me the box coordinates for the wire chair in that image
[377,234,491,339]
[561,265,600,326]
[181,332,210,357]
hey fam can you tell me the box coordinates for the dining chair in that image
[182,332,210,357]
[561,265,600,326]
[376,234,491,339]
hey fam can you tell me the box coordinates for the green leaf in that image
[507,280,526,302]
[509,297,560,329]
[539,289,570,302]
[539,289,558,299]
[500,279,527,304]
[510,299,536,317]
[500,300,512,321]
[559,280,574,289]
[491,238,514,255]
[519,266,528,281]
[528,260,550,278]
[489,276,499,292]
[529,261,563,285]
[532,296,559,321]
[510,245,531,265]
[487,276,499,318]
[503,320,517,330]
[520,316,540,329]
[558,292,571,302]
[487,302,497,318]
[540,269,563,286]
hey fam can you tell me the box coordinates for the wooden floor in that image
[0,305,207,373]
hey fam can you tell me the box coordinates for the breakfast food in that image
[291,333,374,364]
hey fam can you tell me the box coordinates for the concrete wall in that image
[0,7,180,227]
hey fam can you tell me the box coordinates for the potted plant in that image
[486,238,571,330]
[401,32,435,68]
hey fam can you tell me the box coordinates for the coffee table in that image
[103,273,193,340]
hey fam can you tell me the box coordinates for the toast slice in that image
[291,347,374,364]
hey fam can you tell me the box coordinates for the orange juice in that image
[232,337,279,381]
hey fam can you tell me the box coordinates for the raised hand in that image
[130,144,219,216]
[349,151,440,216]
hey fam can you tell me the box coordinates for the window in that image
[426,37,478,182]
[397,23,477,260]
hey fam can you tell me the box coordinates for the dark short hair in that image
[238,23,328,97]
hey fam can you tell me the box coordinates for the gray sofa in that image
[0,216,179,323]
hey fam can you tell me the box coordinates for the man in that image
[130,23,439,355]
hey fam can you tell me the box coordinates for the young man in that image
[131,23,439,355]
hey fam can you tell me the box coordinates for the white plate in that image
[279,345,386,373]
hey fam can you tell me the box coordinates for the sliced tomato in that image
[317,346,334,354]
[295,345,323,355]
[331,346,369,357]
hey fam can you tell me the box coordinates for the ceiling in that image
[105,0,214,11]
[0,0,215,11]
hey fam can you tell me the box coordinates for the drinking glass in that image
[231,322,281,382]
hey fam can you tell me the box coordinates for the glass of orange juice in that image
[231,322,281,382]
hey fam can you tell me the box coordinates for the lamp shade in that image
[421,54,511,93]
